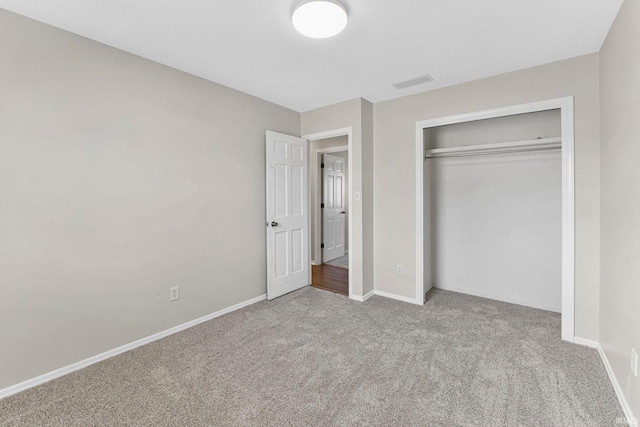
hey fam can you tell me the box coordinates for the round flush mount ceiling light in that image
[292,1,348,39]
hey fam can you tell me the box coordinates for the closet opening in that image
[415,98,575,342]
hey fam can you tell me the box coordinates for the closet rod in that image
[425,137,561,159]
[425,145,560,159]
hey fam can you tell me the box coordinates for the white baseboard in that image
[434,285,561,313]
[596,343,637,426]
[0,293,267,400]
[573,336,598,348]
[351,290,374,302]
[362,290,374,301]
[5,292,634,427]
[374,290,422,305]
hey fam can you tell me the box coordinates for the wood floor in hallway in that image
[311,264,348,296]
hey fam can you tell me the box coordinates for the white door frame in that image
[314,145,348,265]
[303,127,354,300]
[415,97,575,342]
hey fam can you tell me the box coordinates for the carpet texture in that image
[0,288,623,426]
[324,253,349,269]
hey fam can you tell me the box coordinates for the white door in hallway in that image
[266,131,309,300]
[322,153,346,262]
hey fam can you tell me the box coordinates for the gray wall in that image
[0,10,299,390]
[301,98,374,298]
[374,53,600,340]
[361,100,374,296]
[599,0,640,417]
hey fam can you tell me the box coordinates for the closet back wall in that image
[427,111,562,311]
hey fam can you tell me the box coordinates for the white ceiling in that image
[0,0,623,112]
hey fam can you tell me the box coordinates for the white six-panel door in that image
[266,131,309,300]
[322,154,346,262]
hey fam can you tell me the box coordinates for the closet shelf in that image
[425,137,561,159]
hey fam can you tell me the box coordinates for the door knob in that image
[271,221,279,227]
[341,211,346,214]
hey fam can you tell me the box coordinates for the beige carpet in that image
[0,288,623,426]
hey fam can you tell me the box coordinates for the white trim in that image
[316,145,348,154]
[415,121,425,305]
[415,96,576,341]
[559,99,576,343]
[572,337,598,348]
[303,127,352,142]
[0,294,267,400]
[597,344,638,426]
[374,290,423,305]
[416,98,572,128]
[303,127,355,301]
[434,285,561,313]
[354,290,374,302]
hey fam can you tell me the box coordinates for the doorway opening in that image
[304,130,352,297]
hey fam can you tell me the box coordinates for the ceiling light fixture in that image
[292,1,348,39]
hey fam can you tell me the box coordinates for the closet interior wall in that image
[425,110,563,311]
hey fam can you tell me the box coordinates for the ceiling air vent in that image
[392,74,434,90]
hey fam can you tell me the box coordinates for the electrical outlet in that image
[632,348,638,377]
[396,265,403,275]
[170,286,179,301]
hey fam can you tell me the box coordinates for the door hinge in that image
[321,203,325,208]
[321,243,325,249]
[321,163,325,168]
